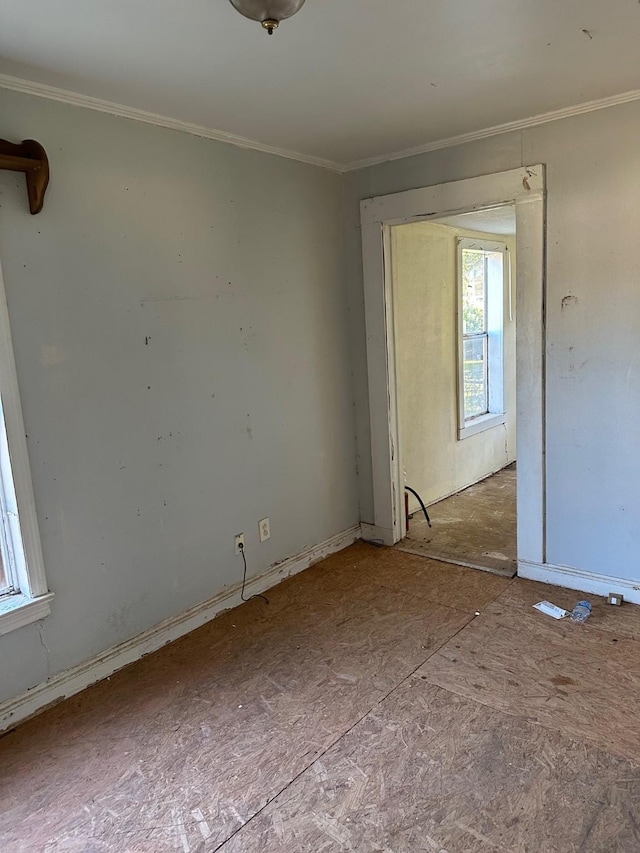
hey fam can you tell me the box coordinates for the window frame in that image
[457,237,508,440]
[0,259,52,635]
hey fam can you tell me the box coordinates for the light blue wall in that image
[3,86,639,707]
[345,101,640,579]
[0,89,359,703]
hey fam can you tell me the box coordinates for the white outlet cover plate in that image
[234,533,245,554]
[259,518,270,542]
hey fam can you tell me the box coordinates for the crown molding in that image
[0,73,343,173]
[2,72,639,176]
[342,88,640,172]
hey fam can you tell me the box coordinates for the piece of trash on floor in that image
[533,600,569,619]
[570,600,592,623]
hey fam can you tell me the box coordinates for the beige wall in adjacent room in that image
[393,222,516,510]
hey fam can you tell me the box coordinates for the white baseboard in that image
[0,524,361,733]
[518,559,640,604]
[360,523,396,546]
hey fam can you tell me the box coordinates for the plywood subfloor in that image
[397,463,517,576]
[223,682,640,853]
[3,542,640,851]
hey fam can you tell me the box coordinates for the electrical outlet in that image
[234,533,245,554]
[259,517,271,542]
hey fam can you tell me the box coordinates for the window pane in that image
[463,335,488,419]
[462,249,486,335]
[0,551,7,593]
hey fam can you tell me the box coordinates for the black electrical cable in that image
[405,486,432,527]
[238,543,269,604]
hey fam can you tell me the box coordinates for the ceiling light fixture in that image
[228,0,306,35]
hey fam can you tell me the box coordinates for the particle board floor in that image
[2,544,640,851]
[397,463,517,577]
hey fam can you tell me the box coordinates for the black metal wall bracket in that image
[0,138,49,214]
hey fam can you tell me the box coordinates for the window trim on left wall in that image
[0,259,52,635]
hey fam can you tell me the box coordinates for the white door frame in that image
[360,166,546,570]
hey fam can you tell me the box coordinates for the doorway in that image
[359,166,545,575]
[391,208,517,576]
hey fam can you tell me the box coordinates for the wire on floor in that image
[405,486,432,527]
[239,543,269,604]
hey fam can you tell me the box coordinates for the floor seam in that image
[395,544,516,579]
[213,615,478,850]
[373,575,513,617]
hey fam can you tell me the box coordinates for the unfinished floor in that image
[2,542,640,852]
[398,464,517,576]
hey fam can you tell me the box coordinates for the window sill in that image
[458,412,506,440]
[0,591,54,635]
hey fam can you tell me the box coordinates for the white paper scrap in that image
[533,600,569,619]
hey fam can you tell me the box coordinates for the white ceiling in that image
[1,0,639,167]
[437,206,516,236]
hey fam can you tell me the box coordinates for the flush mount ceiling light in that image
[228,0,306,34]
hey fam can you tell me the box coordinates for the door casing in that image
[359,166,546,571]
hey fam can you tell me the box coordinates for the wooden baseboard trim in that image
[518,559,640,604]
[0,524,361,733]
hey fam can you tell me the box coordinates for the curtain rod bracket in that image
[0,138,50,214]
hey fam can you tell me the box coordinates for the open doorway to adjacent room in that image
[391,205,517,577]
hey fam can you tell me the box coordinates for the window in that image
[457,238,507,439]
[0,399,18,596]
[0,261,52,634]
